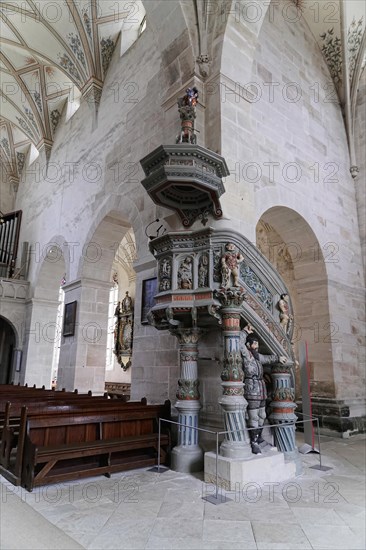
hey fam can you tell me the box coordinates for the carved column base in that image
[269,366,302,475]
[219,388,252,459]
[270,403,297,452]
[171,400,203,473]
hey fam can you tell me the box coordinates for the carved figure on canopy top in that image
[178,86,199,108]
[176,87,199,144]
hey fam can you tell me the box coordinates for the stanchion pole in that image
[158,417,161,472]
[215,432,219,501]
[309,417,332,471]
[316,417,322,469]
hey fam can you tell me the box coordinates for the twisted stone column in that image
[171,328,205,472]
[269,364,302,473]
[269,364,297,451]
[215,288,252,459]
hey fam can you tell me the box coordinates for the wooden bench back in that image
[1,397,147,419]
[25,402,171,447]
[0,385,94,397]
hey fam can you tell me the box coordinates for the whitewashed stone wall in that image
[215,3,365,409]
[7,1,365,428]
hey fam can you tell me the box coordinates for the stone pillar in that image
[171,328,205,473]
[216,288,252,459]
[57,278,110,394]
[269,364,302,474]
[82,78,103,130]
[21,298,60,388]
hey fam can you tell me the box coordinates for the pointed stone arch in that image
[76,193,144,283]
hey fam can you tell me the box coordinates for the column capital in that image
[172,327,206,346]
[214,287,246,309]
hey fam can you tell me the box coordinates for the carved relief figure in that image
[161,258,171,277]
[121,291,132,313]
[198,254,208,287]
[221,242,244,288]
[160,278,171,291]
[277,293,293,333]
[178,256,193,289]
[159,258,172,291]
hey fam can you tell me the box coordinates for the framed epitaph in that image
[63,301,77,336]
[141,278,157,324]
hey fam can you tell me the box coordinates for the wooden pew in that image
[20,401,171,491]
[0,393,109,440]
[0,397,149,484]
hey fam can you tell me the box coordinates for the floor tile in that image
[1,434,365,550]
[301,523,365,549]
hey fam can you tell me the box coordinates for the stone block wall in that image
[4,1,364,433]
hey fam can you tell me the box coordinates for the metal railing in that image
[155,415,329,503]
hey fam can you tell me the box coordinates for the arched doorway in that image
[0,316,16,384]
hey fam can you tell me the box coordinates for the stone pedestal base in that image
[220,440,252,459]
[204,450,297,491]
[171,445,204,473]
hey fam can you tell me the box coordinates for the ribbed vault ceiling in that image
[0,0,365,190]
[0,0,145,183]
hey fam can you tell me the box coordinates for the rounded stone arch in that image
[0,314,19,347]
[77,194,144,283]
[58,196,146,394]
[0,315,17,384]
[23,240,67,387]
[256,206,336,401]
[31,236,69,300]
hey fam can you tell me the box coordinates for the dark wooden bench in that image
[0,393,109,441]
[0,398,148,483]
[21,401,171,491]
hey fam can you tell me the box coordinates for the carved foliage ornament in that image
[214,287,246,308]
[220,351,244,383]
[177,379,200,400]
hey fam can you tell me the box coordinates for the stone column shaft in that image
[269,364,302,474]
[171,328,205,472]
[216,288,251,459]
